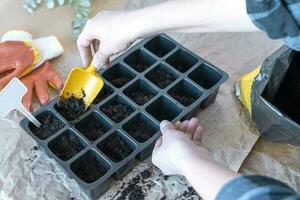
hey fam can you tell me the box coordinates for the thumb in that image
[160,120,175,135]
[91,50,109,70]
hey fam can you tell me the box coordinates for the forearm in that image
[178,147,239,200]
[129,0,259,38]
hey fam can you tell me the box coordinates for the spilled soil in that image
[72,154,107,183]
[108,168,202,200]
[169,92,196,106]
[147,67,176,88]
[56,95,86,121]
[98,134,133,162]
[125,120,156,143]
[112,169,153,200]
[50,133,84,161]
[101,103,134,123]
[30,112,64,140]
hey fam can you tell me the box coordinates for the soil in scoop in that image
[50,133,84,161]
[126,120,156,143]
[127,90,154,105]
[147,67,176,88]
[272,54,300,124]
[76,118,109,141]
[99,134,133,162]
[56,95,86,121]
[111,78,130,88]
[72,155,107,183]
[100,103,133,123]
[30,112,64,140]
[169,92,196,106]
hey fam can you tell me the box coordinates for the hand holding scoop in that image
[0,78,41,127]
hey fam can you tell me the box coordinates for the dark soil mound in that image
[50,132,84,161]
[147,67,175,88]
[101,103,133,123]
[56,95,86,121]
[72,154,107,183]
[30,112,64,140]
[98,134,133,162]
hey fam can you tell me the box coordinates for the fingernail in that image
[160,120,168,128]
[42,97,49,105]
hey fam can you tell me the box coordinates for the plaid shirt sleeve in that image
[246,0,300,50]
[216,175,300,200]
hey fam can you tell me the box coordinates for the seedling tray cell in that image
[20,34,228,199]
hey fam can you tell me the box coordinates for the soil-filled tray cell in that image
[55,96,87,121]
[97,131,135,162]
[146,96,182,121]
[100,95,135,123]
[124,49,156,72]
[123,80,158,106]
[168,80,203,106]
[188,63,222,89]
[166,49,198,73]
[75,112,111,142]
[70,150,110,183]
[144,35,176,58]
[123,113,159,143]
[102,64,135,88]
[29,111,64,140]
[93,85,114,105]
[145,64,178,89]
[48,129,86,161]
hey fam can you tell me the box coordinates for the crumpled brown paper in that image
[0,0,298,200]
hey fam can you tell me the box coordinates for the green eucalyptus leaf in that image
[46,0,55,9]
[23,0,91,39]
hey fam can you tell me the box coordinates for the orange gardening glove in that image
[0,41,35,88]
[21,61,63,111]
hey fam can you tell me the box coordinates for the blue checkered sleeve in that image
[247,0,300,50]
[216,175,300,200]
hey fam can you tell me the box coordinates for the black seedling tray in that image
[20,34,228,199]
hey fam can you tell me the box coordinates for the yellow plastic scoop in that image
[60,65,104,108]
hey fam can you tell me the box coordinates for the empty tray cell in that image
[168,80,203,106]
[188,64,222,89]
[146,96,182,121]
[70,150,110,183]
[124,49,156,72]
[100,95,135,123]
[123,113,159,143]
[144,35,176,57]
[29,111,64,140]
[75,112,111,142]
[48,129,86,161]
[55,97,87,121]
[103,64,135,88]
[124,80,158,105]
[97,131,135,162]
[146,64,177,89]
[166,49,198,73]
[93,85,114,105]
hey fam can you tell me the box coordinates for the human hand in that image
[0,41,34,89]
[77,10,144,69]
[152,118,211,176]
[21,61,63,111]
